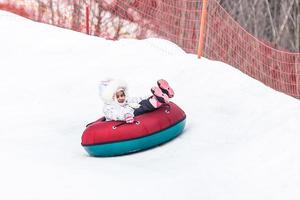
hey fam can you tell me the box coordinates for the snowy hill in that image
[1,10,300,200]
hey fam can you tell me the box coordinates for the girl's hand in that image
[125,113,134,124]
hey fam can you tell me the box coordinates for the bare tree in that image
[216,0,300,52]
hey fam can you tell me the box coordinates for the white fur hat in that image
[99,79,127,103]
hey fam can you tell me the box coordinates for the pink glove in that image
[125,113,134,124]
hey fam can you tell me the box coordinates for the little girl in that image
[99,79,174,123]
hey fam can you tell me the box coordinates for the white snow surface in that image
[1,10,300,200]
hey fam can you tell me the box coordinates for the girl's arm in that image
[127,96,145,104]
[103,105,134,121]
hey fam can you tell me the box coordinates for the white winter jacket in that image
[99,79,147,121]
[103,97,144,121]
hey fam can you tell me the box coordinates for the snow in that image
[1,10,300,200]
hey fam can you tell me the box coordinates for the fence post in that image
[85,5,90,35]
[197,0,208,58]
[296,55,300,99]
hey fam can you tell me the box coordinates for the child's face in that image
[115,90,126,103]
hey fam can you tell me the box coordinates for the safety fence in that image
[1,0,299,99]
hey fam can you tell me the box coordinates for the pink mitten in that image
[125,113,134,124]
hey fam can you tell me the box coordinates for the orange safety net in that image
[205,0,300,99]
[1,0,299,99]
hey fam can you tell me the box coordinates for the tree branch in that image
[275,0,295,44]
[264,0,277,40]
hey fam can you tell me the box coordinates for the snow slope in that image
[1,10,300,200]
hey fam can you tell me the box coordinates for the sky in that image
[1,10,300,200]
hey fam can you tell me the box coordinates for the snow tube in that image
[81,102,186,156]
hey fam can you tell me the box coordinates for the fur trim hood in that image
[99,79,128,103]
